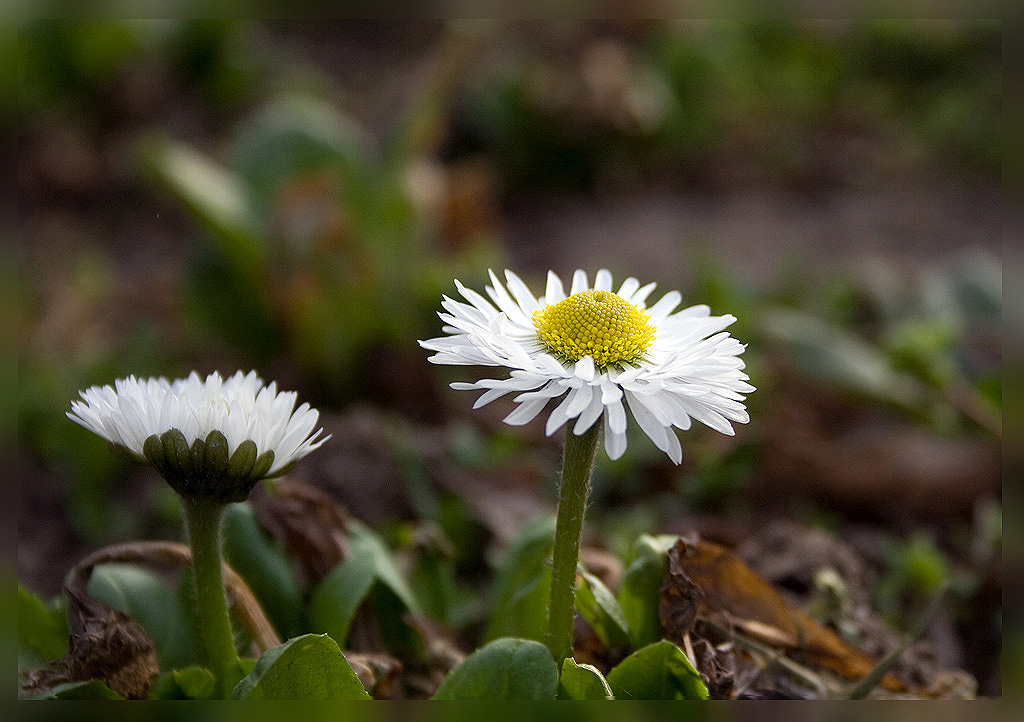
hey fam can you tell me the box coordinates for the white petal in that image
[605,398,627,434]
[504,270,541,315]
[487,269,532,326]
[570,269,589,295]
[600,381,623,405]
[574,355,595,382]
[545,271,566,304]
[647,290,682,322]
[594,269,613,292]
[455,279,499,316]
[617,277,640,301]
[630,282,657,307]
[504,397,550,426]
[514,381,569,404]
[565,384,594,419]
[625,391,671,456]
[605,428,628,460]
[573,389,605,435]
[472,388,514,408]
[545,392,575,436]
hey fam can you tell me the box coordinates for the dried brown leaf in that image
[256,479,350,584]
[345,651,403,699]
[67,540,280,654]
[22,585,159,699]
[660,536,905,693]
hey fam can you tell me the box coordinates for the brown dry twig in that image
[67,540,281,653]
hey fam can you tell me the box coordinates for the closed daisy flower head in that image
[420,269,753,463]
[68,370,329,502]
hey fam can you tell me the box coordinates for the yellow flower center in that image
[533,289,655,369]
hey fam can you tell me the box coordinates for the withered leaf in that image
[690,636,735,700]
[660,537,904,693]
[256,479,350,584]
[22,585,159,699]
[345,651,403,699]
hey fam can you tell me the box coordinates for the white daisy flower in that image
[69,370,329,501]
[420,269,753,463]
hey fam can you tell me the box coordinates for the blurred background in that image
[18,20,1001,695]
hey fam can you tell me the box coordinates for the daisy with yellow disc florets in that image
[420,269,752,463]
[421,269,753,666]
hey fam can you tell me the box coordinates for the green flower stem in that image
[546,420,602,665]
[181,496,241,698]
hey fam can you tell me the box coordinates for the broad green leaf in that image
[347,520,421,615]
[920,251,1001,328]
[618,534,677,648]
[222,502,305,639]
[140,135,265,275]
[760,308,930,414]
[606,640,708,700]
[308,521,422,648]
[147,666,216,699]
[484,515,555,643]
[409,545,461,626]
[18,584,67,669]
[28,679,124,699]
[432,637,558,700]
[87,562,201,670]
[232,633,370,700]
[559,657,614,699]
[227,94,371,217]
[308,548,377,646]
[367,582,426,660]
[173,666,216,699]
[576,567,631,650]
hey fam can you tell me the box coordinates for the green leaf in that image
[308,520,424,648]
[409,545,461,627]
[28,679,124,699]
[140,135,265,276]
[222,502,305,639]
[87,562,201,670]
[432,638,558,700]
[227,94,371,219]
[606,640,708,700]
[760,308,930,415]
[232,633,370,700]
[18,584,68,669]
[308,520,423,655]
[559,657,614,699]
[347,520,421,615]
[617,534,677,648]
[484,515,556,643]
[173,666,217,699]
[576,567,631,650]
[147,666,217,699]
[308,547,377,646]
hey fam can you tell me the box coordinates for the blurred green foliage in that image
[456,20,999,193]
[875,532,953,628]
[19,19,1000,490]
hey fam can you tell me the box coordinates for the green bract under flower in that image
[140,429,272,503]
[69,371,328,503]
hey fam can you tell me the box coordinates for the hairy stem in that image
[546,421,601,665]
[181,497,241,698]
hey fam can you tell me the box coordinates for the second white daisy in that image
[420,269,753,463]
[69,370,328,501]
